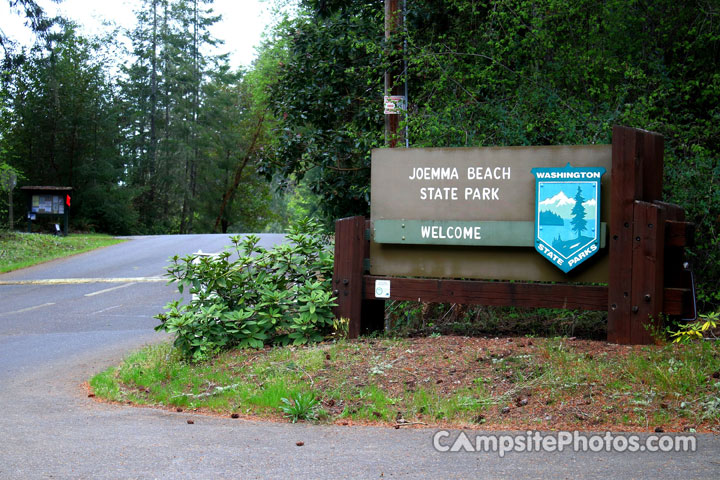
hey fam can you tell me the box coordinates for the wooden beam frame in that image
[333,127,695,345]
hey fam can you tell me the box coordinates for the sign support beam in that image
[607,126,666,344]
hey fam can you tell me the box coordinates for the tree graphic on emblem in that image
[571,186,588,239]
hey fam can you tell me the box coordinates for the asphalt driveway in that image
[0,234,717,479]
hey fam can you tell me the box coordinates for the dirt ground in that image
[308,336,720,433]
[90,335,720,434]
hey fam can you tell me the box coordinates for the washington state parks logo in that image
[531,164,606,273]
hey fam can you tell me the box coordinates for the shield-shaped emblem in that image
[531,163,606,273]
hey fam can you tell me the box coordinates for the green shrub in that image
[155,218,337,361]
[670,311,720,344]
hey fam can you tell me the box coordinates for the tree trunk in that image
[212,115,265,233]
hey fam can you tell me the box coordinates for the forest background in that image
[0,0,717,311]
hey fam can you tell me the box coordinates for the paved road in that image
[0,235,718,479]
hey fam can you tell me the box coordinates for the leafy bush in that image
[670,311,720,344]
[155,218,337,361]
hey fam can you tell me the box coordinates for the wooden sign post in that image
[332,126,695,345]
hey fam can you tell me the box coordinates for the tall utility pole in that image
[384,0,406,148]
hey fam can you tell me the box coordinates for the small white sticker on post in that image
[384,95,406,115]
[375,279,391,298]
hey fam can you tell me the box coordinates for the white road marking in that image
[91,305,122,315]
[0,277,166,285]
[4,302,56,315]
[85,283,135,297]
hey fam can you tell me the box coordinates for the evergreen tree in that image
[570,187,588,239]
[1,24,132,233]
[1,0,56,70]
[120,0,273,233]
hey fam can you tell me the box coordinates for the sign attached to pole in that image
[531,164,606,273]
[0,171,17,229]
[384,95,406,115]
[0,171,17,190]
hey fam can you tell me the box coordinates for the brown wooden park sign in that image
[332,126,696,345]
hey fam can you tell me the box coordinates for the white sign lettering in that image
[407,165,511,202]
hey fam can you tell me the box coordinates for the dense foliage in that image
[2,25,132,233]
[1,0,274,235]
[155,218,338,361]
[1,0,717,308]
[266,1,384,221]
[262,0,719,308]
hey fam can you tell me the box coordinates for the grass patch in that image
[0,231,125,272]
[90,336,720,432]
